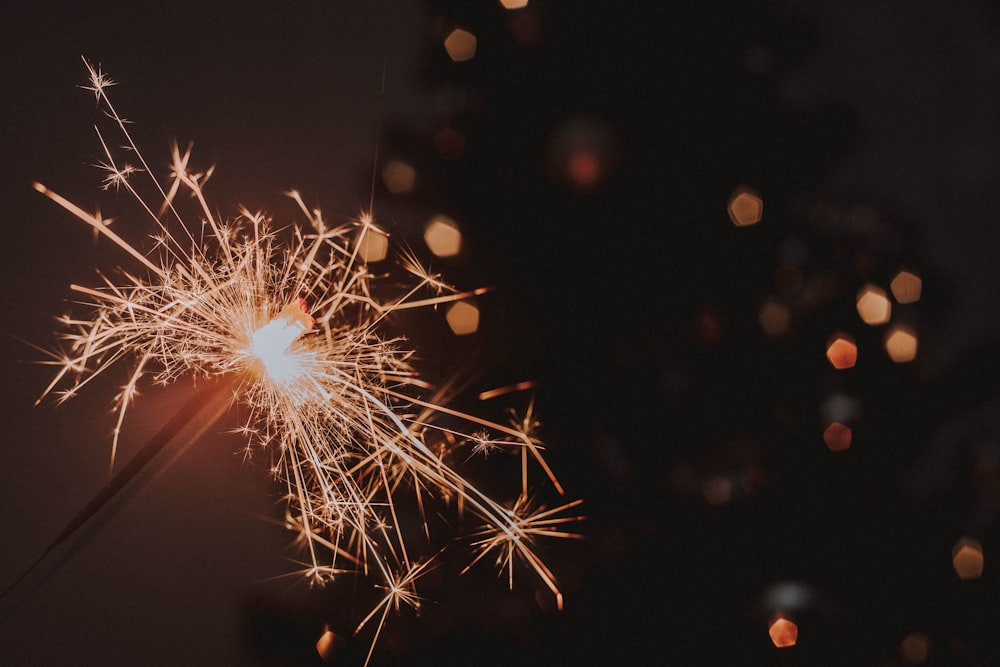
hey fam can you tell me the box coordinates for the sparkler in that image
[30,59,582,663]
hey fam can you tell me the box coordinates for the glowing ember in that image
[823,421,852,451]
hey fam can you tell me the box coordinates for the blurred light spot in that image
[701,475,733,506]
[433,127,466,161]
[728,187,762,227]
[499,0,529,8]
[446,300,479,335]
[545,117,620,191]
[826,333,857,369]
[898,632,930,665]
[444,29,477,62]
[856,284,891,325]
[891,270,922,304]
[759,299,790,335]
[424,215,462,258]
[823,422,852,452]
[952,537,984,580]
[821,393,862,424]
[768,615,798,648]
[316,625,346,661]
[356,226,388,263]
[382,160,416,194]
[885,326,917,363]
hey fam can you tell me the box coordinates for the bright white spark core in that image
[35,59,582,663]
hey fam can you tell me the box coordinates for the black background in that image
[3,1,1000,665]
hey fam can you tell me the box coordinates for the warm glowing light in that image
[382,159,416,194]
[823,422,852,452]
[433,127,466,161]
[856,283,891,325]
[768,615,798,648]
[952,537,984,580]
[424,215,462,258]
[826,333,857,369]
[316,625,345,661]
[566,151,602,189]
[898,632,930,665]
[249,299,314,383]
[758,299,790,335]
[728,187,763,227]
[885,326,917,363]
[499,0,529,8]
[35,61,581,667]
[444,29,477,62]
[891,270,922,304]
[446,300,480,335]
[356,224,389,263]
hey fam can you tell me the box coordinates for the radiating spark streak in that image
[33,60,582,664]
[478,380,538,401]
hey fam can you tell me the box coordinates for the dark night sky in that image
[3,1,1000,665]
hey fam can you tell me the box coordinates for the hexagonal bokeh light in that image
[952,537,984,580]
[891,270,922,304]
[884,326,917,363]
[499,0,529,8]
[446,300,479,335]
[823,422,852,452]
[382,159,416,194]
[826,332,857,369]
[356,225,389,263]
[856,283,891,325]
[424,215,462,258]
[444,28,477,62]
[727,187,763,227]
[768,615,798,648]
[898,632,930,665]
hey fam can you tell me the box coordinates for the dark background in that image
[3,1,1000,665]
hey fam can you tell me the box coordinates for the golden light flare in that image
[855,283,891,325]
[826,333,857,369]
[891,270,922,304]
[446,299,480,335]
[423,215,462,258]
[35,60,580,666]
[884,326,917,363]
[823,421,852,452]
[444,28,477,62]
[768,615,798,648]
[727,187,763,227]
[952,537,984,580]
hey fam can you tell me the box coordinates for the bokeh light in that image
[823,422,852,452]
[446,300,479,335]
[884,326,917,363]
[499,0,529,8]
[315,625,345,661]
[758,299,790,335]
[424,215,462,258]
[768,615,798,648]
[356,226,389,263]
[728,187,763,227]
[382,159,416,194]
[444,28,477,62]
[891,270,922,304]
[826,333,857,369]
[952,537,984,580]
[856,283,891,325]
[898,632,930,665]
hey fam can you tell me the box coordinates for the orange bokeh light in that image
[382,160,416,195]
[728,187,763,227]
[499,0,529,8]
[885,326,917,363]
[356,226,389,263]
[444,28,477,62]
[424,215,462,258]
[891,270,922,304]
[758,299,790,335]
[316,625,345,661]
[826,333,857,369]
[898,632,930,665]
[952,537,984,580]
[446,300,480,335]
[856,283,891,325]
[768,615,798,648]
[823,422,852,452]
